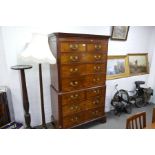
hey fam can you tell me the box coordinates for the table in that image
[11,65,33,129]
[145,122,155,129]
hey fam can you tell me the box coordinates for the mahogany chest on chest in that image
[48,33,110,128]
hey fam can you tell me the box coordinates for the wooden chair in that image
[126,112,146,129]
[152,108,155,123]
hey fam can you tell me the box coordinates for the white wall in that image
[147,28,155,102]
[0,29,8,85]
[106,26,153,111]
[0,26,154,127]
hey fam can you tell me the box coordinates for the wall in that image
[0,28,15,121]
[0,26,154,127]
[0,29,8,85]
[106,26,153,110]
[147,28,155,102]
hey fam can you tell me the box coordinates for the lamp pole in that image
[39,63,47,128]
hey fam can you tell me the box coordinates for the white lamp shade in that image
[20,33,56,64]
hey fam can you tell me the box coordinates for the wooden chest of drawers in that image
[0,92,10,127]
[48,33,109,128]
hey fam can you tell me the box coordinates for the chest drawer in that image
[87,42,108,52]
[61,91,85,105]
[60,53,107,64]
[86,64,106,74]
[62,102,85,117]
[61,74,105,92]
[86,86,105,98]
[61,64,86,78]
[86,96,104,110]
[85,107,104,121]
[60,53,85,64]
[60,64,106,78]
[61,77,85,92]
[87,73,106,87]
[60,42,86,52]
[86,53,107,63]
[63,112,85,128]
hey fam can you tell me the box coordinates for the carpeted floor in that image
[36,103,155,129]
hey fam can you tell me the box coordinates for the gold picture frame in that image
[106,55,129,80]
[128,53,149,76]
[111,26,129,41]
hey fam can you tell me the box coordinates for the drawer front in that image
[87,73,106,87]
[61,77,85,92]
[60,42,86,52]
[86,96,104,110]
[61,74,105,92]
[61,64,106,78]
[62,102,85,117]
[60,53,85,64]
[61,64,86,78]
[60,53,107,64]
[86,107,104,121]
[86,64,106,74]
[86,86,105,99]
[63,112,84,128]
[61,91,85,105]
[86,53,107,63]
[87,42,108,52]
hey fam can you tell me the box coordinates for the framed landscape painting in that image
[128,53,149,76]
[106,55,129,80]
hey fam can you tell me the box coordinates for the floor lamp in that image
[20,33,56,129]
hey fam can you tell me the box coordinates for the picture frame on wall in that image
[106,55,129,80]
[111,26,129,40]
[128,53,149,76]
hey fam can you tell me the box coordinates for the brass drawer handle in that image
[70,56,79,62]
[92,99,100,105]
[94,55,101,60]
[70,106,74,110]
[93,78,100,82]
[94,66,101,71]
[70,68,78,73]
[92,110,99,115]
[75,105,79,110]
[69,44,78,50]
[70,94,79,99]
[94,44,102,50]
[93,89,100,94]
[70,105,79,110]
[71,116,79,122]
[70,81,78,86]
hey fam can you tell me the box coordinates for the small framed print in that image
[106,55,129,80]
[111,26,129,41]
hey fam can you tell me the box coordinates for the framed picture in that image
[111,26,129,40]
[106,55,129,80]
[128,53,149,76]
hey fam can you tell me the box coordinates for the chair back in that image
[152,108,155,123]
[126,112,146,129]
